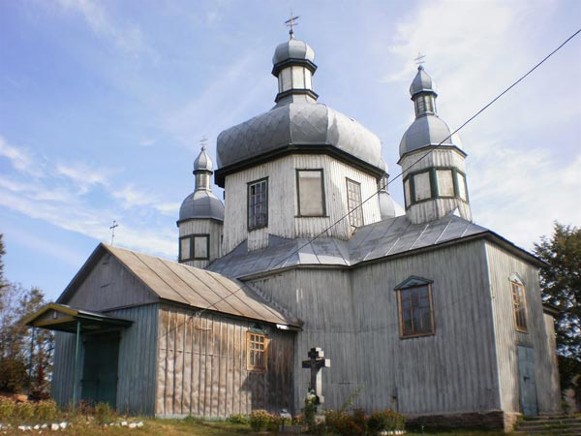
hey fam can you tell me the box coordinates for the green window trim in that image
[403,167,469,208]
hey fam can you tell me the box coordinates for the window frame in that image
[403,167,468,209]
[296,169,326,217]
[246,331,268,372]
[179,234,210,261]
[346,178,364,227]
[247,178,269,231]
[510,276,528,333]
[394,276,435,339]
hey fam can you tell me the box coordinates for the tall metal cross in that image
[285,14,300,39]
[109,220,119,246]
[414,52,426,67]
[302,347,331,406]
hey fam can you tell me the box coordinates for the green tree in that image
[534,223,581,386]
[0,234,53,395]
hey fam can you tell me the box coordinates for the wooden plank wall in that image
[156,304,295,417]
[109,305,159,415]
[62,252,158,311]
[222,154,381,253]
[51,331,76,408]
[250,241,503,415]
[484,242,561,414]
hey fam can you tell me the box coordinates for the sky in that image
[1,0,580,302]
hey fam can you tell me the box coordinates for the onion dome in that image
[377,175,403,220]
[399,65,463,159]
[215,35,386,186]
[178,146,224,223]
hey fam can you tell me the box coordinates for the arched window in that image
[510,274,528,333]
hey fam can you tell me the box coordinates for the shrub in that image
[227,413,249,424]
[94,402,116,425]
[14,401,35,423]
[249,409,273,432]
[0,359,28,393]
[0,397,15,422]
[35,400,58,422]
[367,409,405,434]
[325,409,364,436]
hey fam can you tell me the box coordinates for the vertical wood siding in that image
[222,155,382,253]
[50,304,159,415]
[250,241,507,415]
[484,242,561,414]
[156,304,294,417]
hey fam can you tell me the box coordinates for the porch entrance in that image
[517,345,538,416]
[81,333,120,408]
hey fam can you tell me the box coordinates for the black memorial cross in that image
[302,347,331,405]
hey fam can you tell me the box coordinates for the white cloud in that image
[113,184,179,216]
[55,0,152,59]
[0,136,35,174]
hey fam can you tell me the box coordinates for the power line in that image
[163,27,581,336]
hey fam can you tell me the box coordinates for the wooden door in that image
[81,333,120,408]
[517,345,538,416]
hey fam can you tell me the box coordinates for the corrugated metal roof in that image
[208,215,490,278]
[100,244,301,328]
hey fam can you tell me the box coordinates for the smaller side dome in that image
[399,115,462,157]
[179,190,224,222]
[410,65,437,97]
[194,146,213,172]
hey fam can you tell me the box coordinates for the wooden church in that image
[26,29,561,431]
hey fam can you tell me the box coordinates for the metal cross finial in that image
[285,13,299,39]
[414,52,426,68]
[109,220,119,246]
[200,136,208,151]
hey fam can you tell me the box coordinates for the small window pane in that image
[346,178,363,227]
[512,281,528,332]
[456,172,467,200]
[193,235,209,260]
[414,172,431,201]
[298,170,325,216]
[281,68,292,92]
[404,179,411,206]
[180,237,191,261]
[437,170,455,197]
[248,179,268,230]
[292,66,305,89]
[247,332,268,371]
[398,284,434,337]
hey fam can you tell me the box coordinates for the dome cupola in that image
[399,65,463,160]
[178,146,224,223]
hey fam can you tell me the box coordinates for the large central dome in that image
[215,36,385,186]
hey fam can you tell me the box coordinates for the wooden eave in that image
[24,303,133,333]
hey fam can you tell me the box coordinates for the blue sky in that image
[1,0,580,302]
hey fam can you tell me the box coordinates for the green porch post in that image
[72,320,81,408]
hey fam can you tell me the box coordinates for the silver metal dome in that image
[399,114,461,157]
[410,65,437,97]
[216,101,386,175]
[272,38,315,67]
[179,190,224,222]
[194,146,212,172]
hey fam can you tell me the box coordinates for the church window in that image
[247,331,268,371]
[248,178,268,230]
[404,178,411,208]
[456,171,468,201]
[511,276,528,333]
[395,276,435,338]
[179,235,210,261]
[413,171,432,202]
[297,170,326,217]
[346,178,364,227]
[280,68,292,93]
[179,236,191,261]
[436,169,455,197]
[292,66,305,89]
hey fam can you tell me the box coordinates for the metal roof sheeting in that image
[79,244,301,328]
[209,215,491,278]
